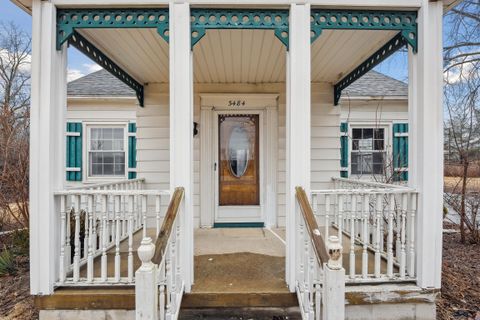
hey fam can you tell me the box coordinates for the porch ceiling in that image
[78,28,399,85]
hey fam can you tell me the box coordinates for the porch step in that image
[181,292,299,308]
[179,307,301,320]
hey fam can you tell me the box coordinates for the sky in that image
[0,0,409,83]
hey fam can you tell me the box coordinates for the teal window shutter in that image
[393,123,408,181]
[128,123,137,179]
[340,122,348,178]
[66,122,82,181]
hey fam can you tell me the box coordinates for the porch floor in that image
[192,228,287,293]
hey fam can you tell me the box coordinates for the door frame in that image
[199,93,279,228]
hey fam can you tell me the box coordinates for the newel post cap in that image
[327,235,343,270]
[138,237,155,270]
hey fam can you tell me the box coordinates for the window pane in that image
[373,163,384,174]
[102,128,113,139]
[358,138,373,151]
[352,139,359,150]
[113,140,124,151]
[373,152,384,164]
[114,164,125,175]
[374,140,384,150]
[103,164,114,175]
[374,129,384,139]
[363,129,373,139]
[114,152,125,164]
[352,129,362,139]
[114,128,124,139]
[88,127,126,177]
[91,164,103,175]
[91,128,101,140]
[103,152,114,164]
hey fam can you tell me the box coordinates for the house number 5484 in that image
[228,100,246,107]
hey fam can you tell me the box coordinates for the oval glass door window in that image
[228,126,250,178]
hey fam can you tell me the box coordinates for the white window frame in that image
[83,122,129,182]
[348,123,391,180]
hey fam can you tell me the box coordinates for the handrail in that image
[54,189,170,196]
[332,177,413,190]
[295,186,330,266]
[66,178,145,190]
[152,187,185,265]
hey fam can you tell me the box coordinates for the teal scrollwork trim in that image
[56,8,169,49]
[311,9,417,52]
[69,31,144,107]
[333,33,407,105]
[190,9,289,49]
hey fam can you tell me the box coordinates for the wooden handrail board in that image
[295,186,330,266]
[152,187,185,265]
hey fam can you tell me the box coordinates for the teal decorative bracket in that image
[56,8,169,50]
[310,9,417,52]
[190,9,289,49]
[333,33,407,105]
[69,31,144,107]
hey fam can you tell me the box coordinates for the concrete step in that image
[179,307,302,320]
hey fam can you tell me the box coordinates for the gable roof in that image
[67,69,407,98]
[342,70,408,98]
[67,69,136,97]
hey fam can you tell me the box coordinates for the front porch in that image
[29,1,444,319]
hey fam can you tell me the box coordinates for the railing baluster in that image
[374,193,382,278]
[142,194,147,238]
[349,194,356,279]
[399,193,407,279]
[338,194,343,246]
[387,194,395,278]
[73,195,81,282]
[59,195,66,283]
[87,195,94,283]
[83,196,89,260]
[114,195,121,282]
[362,194,369,279]
[101,194,108,282]
[408,193,416,277]
[128,195,134,282]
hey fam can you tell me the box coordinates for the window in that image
[88,127,126,177]
[351,128,385,175]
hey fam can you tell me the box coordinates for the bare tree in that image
[0,22,31,229]
[443,1,480,243]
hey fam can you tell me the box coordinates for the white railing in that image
[295,187,345,320]
[55,187,170,286]
[73,178,145,191]
[311,178,417,283]
[136,187,185,320]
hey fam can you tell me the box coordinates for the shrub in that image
[0,249,16,276]
[11,229,29,256]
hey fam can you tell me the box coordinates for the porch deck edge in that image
[34,287,135,310]
[345,283,440,305]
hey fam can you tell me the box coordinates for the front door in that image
[215,113,262,224]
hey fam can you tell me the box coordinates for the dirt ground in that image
[436,230,480,320]
[444,176,480,193]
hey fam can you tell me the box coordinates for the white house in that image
[14,0,451,318]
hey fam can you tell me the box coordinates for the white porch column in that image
[169,1,193,292]
[286,3,311,291]
[409,0,443,289]
[30,0,67,294]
